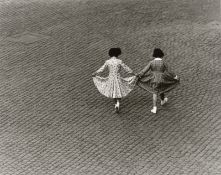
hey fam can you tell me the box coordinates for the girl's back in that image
[150,59,166,73]
[106,58,122,75]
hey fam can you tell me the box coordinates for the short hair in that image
[152,48,164,58]
[108,48,122,57]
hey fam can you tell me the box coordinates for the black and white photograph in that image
[0,0,221,174]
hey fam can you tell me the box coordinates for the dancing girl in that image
[92,48,137,113]
[137,48,180,113]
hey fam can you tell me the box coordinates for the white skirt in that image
[93,75,137,98]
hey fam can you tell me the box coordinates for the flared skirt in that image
[93,75,137,98]
[137,72,180,94]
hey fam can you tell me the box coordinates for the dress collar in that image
[154,58,162,60]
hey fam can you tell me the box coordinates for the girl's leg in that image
[114,98,121,113]
[114,98,120,104]
[151,94,157,113]
[153,94,157,107]
[116,98,120,106]
[160,93,165,101]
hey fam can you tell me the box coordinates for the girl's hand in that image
[136,74,141,78]
[174,75,178,80]
[92,72,97,77]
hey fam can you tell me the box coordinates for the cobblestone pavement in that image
[0,0,221,174]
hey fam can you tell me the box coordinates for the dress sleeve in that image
[120,61,133,73]
[164,61,176,77]
[96,61,107,73]
[139,62,151,76]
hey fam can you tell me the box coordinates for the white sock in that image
[116,100,120,107]
[151,106,157,113]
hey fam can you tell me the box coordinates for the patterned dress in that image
[137,58,180,94]
[93,57,137,98]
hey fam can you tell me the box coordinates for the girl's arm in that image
[96,62,107,73]
[92,61,107,76]
[138,62,151,77]
[120,61,133,74]
[164,61,176,78]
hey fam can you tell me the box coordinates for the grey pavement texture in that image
[0,0,221,174]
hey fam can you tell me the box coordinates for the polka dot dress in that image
[93,57,137,98]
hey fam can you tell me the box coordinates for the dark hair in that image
[152,48,164,58]
[108,48,122,57]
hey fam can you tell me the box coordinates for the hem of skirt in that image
[137,82,180,95]
[98,92,132,99]
[101,95,127,98]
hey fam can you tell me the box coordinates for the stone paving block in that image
[5,32,51,44]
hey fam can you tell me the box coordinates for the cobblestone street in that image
[0,0,221,174]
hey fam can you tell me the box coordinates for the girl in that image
[92,48,136,113]
[137,48,180,113]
